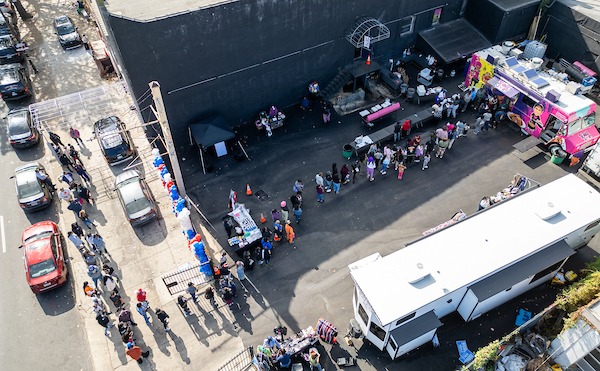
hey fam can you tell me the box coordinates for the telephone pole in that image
[149,81,187,198]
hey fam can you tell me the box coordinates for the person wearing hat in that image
[284,220,295,244]
[280,201,289,223]
[126,342,150,364]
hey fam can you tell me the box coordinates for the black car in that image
[93,116,135,165]
[0,12,16,37]
[53,15,82,50]
[0,63,31,101]
[7,109,38,148]
[0,35,23,64]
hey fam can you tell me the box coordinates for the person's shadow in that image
[169,330,191,364]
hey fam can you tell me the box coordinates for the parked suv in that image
[7,109,39,148]
[53,15,82,50]
[0,63,31,101]
[114,170,157,226]
[0,35,23,64]
[93,116,135,165]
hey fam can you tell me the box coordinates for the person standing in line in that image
[88,264,103,288]
[58,187,74,202]
[293,205,303,223]
[324,171,333,192]
[448,127,458,149]
[270,208,281,223]
[315,172,324,187]
[92,233,107,255]
[366,157,376,182]
[136,302,151,325]
[280,201,289,223]
[236,261,246,282]
[48,131,65,147]
[397,162,407,180]
[205,286,217,308]
[352,160,361,184]
[482,110,492,132]
[393,121,401,142]
[155,308,170,331]
[401,119,411,139]
[187,282,198,303]
[422,153,431,171]
[273,219,283,241]
[59,171,75,186]
[473,116,484,135]
[178,295,192,316]
[68,231,84,249]
[332,172,341,195]
[292,179,304,193]
[316,184,324,203]
[285,220,295,244]
[96,312,113,336]
[71,222,84,238]
[380,154,391,175]
[125,343,150,364]
[322,105,331,124]
[340,164,350,184]
[74,163,90,183]
[69,127,84,146]
[79,209,96,229]
[118,307,138,326]
[436,137,448,159]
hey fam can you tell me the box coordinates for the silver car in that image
[13,163,54,212]
[114,170,156,226]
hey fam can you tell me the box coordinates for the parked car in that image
[115,170,157,226]
[22,221,68,294]
[7,109,38,148]
[0,12,16,37]
[53,15,82,50]
[93,116,135,165]
[0,63,31,101]
[12,162,53,212]
[0,34,23,64]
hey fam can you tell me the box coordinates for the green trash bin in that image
[342,144,353,159]
[550,146,567,164]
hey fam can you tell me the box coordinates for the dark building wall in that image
[106,0,462,147]
[540,2,600,74]
[465,0,539,43]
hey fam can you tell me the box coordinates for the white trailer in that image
[348,174,600,359]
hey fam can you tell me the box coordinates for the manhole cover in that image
[254,189,269,201]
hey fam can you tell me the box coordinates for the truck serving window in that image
[369,322,386,341]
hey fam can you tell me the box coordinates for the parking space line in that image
[0,215,5,253]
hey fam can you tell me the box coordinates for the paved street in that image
[0,1,105,370]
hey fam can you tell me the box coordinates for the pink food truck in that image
[465,45,599,156]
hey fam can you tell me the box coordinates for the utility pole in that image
[149,81,187,198]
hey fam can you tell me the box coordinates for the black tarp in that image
[465,0,540,43]
[189,115,235,148]
[416,18,491,65]
[541,0,600,74]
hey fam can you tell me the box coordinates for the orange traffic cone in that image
[246,183,252,196]
[366,54,371,65]
[260,213,267,223]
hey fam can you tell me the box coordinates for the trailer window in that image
[396,312,416,326]
[369,322,386,342]
[530,261,563,284]
[584,219,600,232]
[358,304,369,325]
[521,94,538,108]
[388,337,398,352]
[568,115,595,134]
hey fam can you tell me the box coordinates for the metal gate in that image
[161,262,213,295]
[217,347,255,371]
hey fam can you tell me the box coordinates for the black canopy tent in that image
[416,18,491,65]
[188,115,249,174]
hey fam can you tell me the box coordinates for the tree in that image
[11,0,32,21]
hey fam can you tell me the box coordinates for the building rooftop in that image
[105,0,238,22]
[349,174,600,326]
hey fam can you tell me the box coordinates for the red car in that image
[22,221,68,293]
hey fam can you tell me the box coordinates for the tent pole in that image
[238,141,250,161]
[199,146,206,174]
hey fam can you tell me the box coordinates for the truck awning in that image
[488,76,520,98]
[388,310,442,347]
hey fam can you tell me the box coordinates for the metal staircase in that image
[321,68,352,101]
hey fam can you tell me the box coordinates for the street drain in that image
[255,189,269,201]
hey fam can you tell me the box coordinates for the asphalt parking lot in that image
[176,75,599,369]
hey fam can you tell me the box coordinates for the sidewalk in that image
[43,89,247,370]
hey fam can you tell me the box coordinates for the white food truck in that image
[348,174,600,359]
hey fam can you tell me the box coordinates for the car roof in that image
[115,171,145,203]
[54,15,71,25]
[15,162,39,174]
[7,109,29,125]
[22,221,56,244]
[25,239,53,265]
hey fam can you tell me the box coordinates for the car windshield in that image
[8,118,29,136]
[24,230,53,243]
[18,180,42,199]
[125,197,151,215]
[104,141,128,157]
[56,22,74,35]
[568,114,596,134]
[29,258,56,278]
[0,69,18,85]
